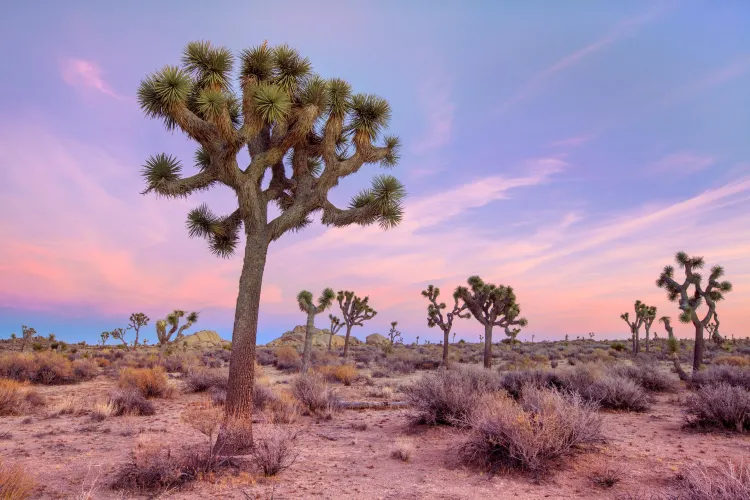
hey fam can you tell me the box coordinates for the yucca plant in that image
[454,276,527,368]
[656,251,733,371]
[137,41,404,453]
[421,285,470,363]
[297,288,335,372]
[327,314,344,352]
[337,291,377,358]
[155,310,199,346]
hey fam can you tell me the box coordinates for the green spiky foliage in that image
[155,310,199,346]
[297,288,335,372]
[20,325,37,352]
[454,276,528,368]
[127,313,150,348]
[421,284,470,362]
[327,314,344,352]
[337,290,377,358]
[387,321,402,345]
[620,300,648,354]
[138,41,405,451]
[109,327,128,348]
[656,251,733,371]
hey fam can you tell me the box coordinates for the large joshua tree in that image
[454,276,527,369]
[620,300,647,354]
[137,41,404,452]
[297,288,334,373]
[656,251,732,371]
[337,291,377,358]
[421,284,469,363]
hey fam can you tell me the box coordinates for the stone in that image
[366,333,389,346]
[265,325,362,348]
[180,330,229,348]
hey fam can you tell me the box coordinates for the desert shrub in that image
[113,442,184,491]
[266,393,300,424]
[402,366,501,426]
[256,349,275,366]
[685,383,750,432]
[159,353,195,373]
[500,370,566,399]
[48,395,88,417]
[71,358,98,380]
[609,362,678,392]
[459,386,603,474]
[253,384,277,410]
[332,365,357,386]
[291,373,341,415]
[90,400,116,421]
[31,343,43,352]
[610,342,626,352]
[691,365,750,391]
[0,459,36,499]
[118,367,170,398]
[390,437,415,462]
[183,369,227,393]
[366,385,395,399]
[385,359,415,374]
[34,352,74,384]
[275,346,301,371]
[679,459,750,499]
[251,425,299,476]
[0,354,36,382]
[0,379,43,416]
[108,389,156,416]
[712,356,750,368]
[579,375,651,411]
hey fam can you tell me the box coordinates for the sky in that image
[0,0,749,346]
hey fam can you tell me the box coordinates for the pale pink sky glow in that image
[60,58,122,99]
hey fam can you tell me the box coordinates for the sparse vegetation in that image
[685,383,750,432]
[118,366,171,398]
[0,459,36,500]
[679,459,750,499]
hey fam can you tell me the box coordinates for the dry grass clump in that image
[265,393,301,424]
[118,367,172,398]
[561,367,651,412]
[685,383,750,432]
[691,365,750,391]
[390,437,415,462]
[459,386,603,475]
[0,459,36,500]
[89,400,116,421]
[108,388,156,416]
[48,395,89,417]
[366,385,395,399]
[679,459,750,499]
[275,346,301,371]
[402,366,501,426]
[713,355,750,368]
[332,365,357,386]
[291,373,341,416]
[251,425,299,476]
[0,379,44,416]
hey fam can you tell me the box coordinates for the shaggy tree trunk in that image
[483,324,493,369]
[301,311,315,373]
[442,328,450,364]
[692,319,704,372]
[328,331,334,352]
[214,232,268,455]
[343,324,353,359]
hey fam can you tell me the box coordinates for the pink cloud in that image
[60,58,121,99]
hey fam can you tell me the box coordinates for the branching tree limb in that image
[337,290,377,358]
[297,288,334,372]
[421,285,470,363]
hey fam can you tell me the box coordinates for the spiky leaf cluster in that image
[297,288,335,315]
[454,276,528,330]
[328,314,344,335]
[337,290,377,328]
[421,284,470,332]
[156,309,199,344]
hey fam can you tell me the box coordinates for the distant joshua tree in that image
[620,300,648,354]
[455,276,527,368]
[705,321,722,344]
[641,306,656,352]
[421,284,470,363]
[100,331,110,347]
[110,328,129,348]
[327,314,344,352]
[387,321,402,344]
[20,325,36,352]
[155,310,199,346]
[656,251,732,371]
[127,313,150,347]
[297,288,334,372]
[416,335,419,345]
[337,291,377,358]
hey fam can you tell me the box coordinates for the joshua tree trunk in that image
[442,329,450,363]
[483,324,493,369]
[644,325,650,352]
[328,332,333,352]
[692,318,704,372]
[301,311,316,373]
[214,232,268,455]
[343,324,353,358]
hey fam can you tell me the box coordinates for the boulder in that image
[366,333,389,346]
[181,330,229,348]
[265,325,362,348]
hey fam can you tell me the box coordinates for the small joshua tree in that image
[641,306,657,353]
[48,333,56,342]
[337,291,377,358]
[620,300,647,354]
[656,251,733,371]
[387,321,402,345]
[454,276,527,369]
[99,331,110,347]
[421,284,470,363]
[327,314,343,352]
[659,316,675,340]
[705,321,722,344]
[110,327,129,348]
[137,40,405,452]
[155,310,199,346]
[588,332,595,340]
[416,335,419,345]
[127,313,150,348]
[297,288,335,372]
[20,325,36,352]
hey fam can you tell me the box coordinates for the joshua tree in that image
[327,314,344,352]
[127,313,150,347]
[452,332,456,344]
[641,305,657,353]
[705,321,722,344]
[297,288,334,372]
[656,251,733,371]
[454,276,527,369]
[155,310,199,346]
[137,41,405,452]
[337,291,377,358]
[588,332,595,340]
[110,327,129,348]
[421,284,470,363]
[387,321,402,344]
[99,331,110,347]
[505,327,521,347]
[659,316,675,340]
[416,335,419,345]
[20,325,36,352]
[48,333,56,342]
[620,300,647,353]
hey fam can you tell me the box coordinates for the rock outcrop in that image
[366,333,389,346]
[265,325,361,348]
[181,330,229,348]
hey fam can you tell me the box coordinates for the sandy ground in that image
[2,367,749,499]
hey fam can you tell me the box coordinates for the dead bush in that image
[275,346,301,371]
[609,362,678,393]
[402,366,501,426]
[561,367,651,411]
[0,352,78,385]
[332,365,357,386]
[500,369,566,399]
[685,383,750,432]
[0,379,43,416]
[713,355,750,368]
[691,365,750,391]
[459,386,603,475]
[118,367,171,398]
[390,437,415,462]
[112,441,184,491]
[0,459,36,499]
[183,369,227,393]
[679,459,750,499]
[251,425,299,476]
[108,389,156,416]
[291,373,341,416]
[71,358,98,381]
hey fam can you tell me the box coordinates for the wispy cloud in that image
[60,58,122,99]
[665,55,750,105]
[498,4,673,113]
[410,76,455,155]
[647,152,716,175]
